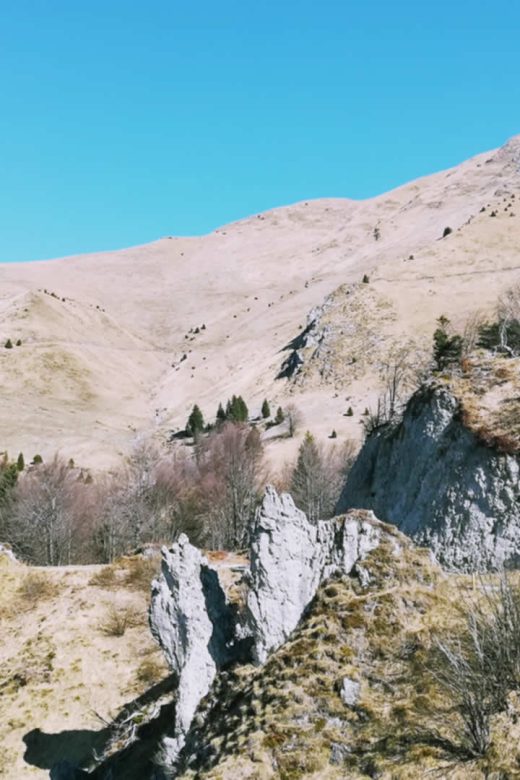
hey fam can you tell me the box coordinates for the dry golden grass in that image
[177,539,520,780]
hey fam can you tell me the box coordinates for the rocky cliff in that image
[337,383,520,571]
[148,487,386,774]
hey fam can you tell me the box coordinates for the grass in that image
[99,602,143,637]
[18,571,61,604]
[176,536,500,780]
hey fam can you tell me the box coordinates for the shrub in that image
[99,603,142,636]
[18,572,60,604]
[89,566,118,588]
[32,454,43,464]
[433,574,520,757]
[136,657,165,686]
[442,226,452,237]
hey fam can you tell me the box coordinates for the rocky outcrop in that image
[337,384,520,571]
[149,488,384,771]
[246,487,381,662]
[149,536,237,767]
[0,543,18,563]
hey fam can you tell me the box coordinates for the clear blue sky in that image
[0,1,518,262]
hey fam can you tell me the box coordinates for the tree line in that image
[0,424,354,566]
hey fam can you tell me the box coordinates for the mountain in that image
[0,136,519,468]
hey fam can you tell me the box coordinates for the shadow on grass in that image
[23,674,177,779]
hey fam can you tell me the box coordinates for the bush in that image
[442,226,452,237]
[18,572,60,604]
[99,603,142,636]
[32,454,43,464]
[433,574,520,757]
[136,657,166,686]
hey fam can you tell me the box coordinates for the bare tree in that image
[364,347,428,434]
[290,433,355,522]
[196,423,266,548]
[9,456,93,565]
[462,309,486,356]
[496,283,520,354]
[432,574,520,757]
[285,404,303,438]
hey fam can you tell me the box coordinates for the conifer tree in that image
[186,404,205,436]
[275,406,285,424]
[216,402,226,424]
[16,452,24,471]
[261,399,271,418]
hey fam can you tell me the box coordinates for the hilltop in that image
[0,136,520,468]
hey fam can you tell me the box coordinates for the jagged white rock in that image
[246,486,381,663]
[150,488,384,771]
[149,534,234,767]
[338,385,520,571]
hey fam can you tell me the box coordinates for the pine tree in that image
[275,406,285,424]
[16,452,24,471]
[216,402,227,424]
[261,399,271,419]
[236,396,248,422]
[433,316,463,370]
[4,339,13,349]
[186,404,205,436]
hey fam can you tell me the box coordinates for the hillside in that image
[0,549,168,779]
[0,136,519,468]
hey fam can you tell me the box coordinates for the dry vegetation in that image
[0,552,169,779]
[450,353,520,453]
[175,536,520,780]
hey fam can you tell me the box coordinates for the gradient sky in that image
[0,1,519,262]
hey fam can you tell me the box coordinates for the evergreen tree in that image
[226,395,248,423]
[16,452,24,471]
[216,402,227,424]
[236,396,248,422]
[433,316,463,370]
[261,399,271,419]
[32,454,43,464]
[275,406,285,424]
[186,404,205,436]
[4,339,12,349]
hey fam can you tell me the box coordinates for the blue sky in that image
[0,1,519,262]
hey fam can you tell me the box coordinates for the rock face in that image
[149,535,236,767]
[337,385,520,571]
[150,488,384,770]
[246,487,381,662]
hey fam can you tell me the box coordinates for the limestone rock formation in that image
[149,535,236,767]
[246,488,381,662]
[338,384,520,571]
[150,487,384,771]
